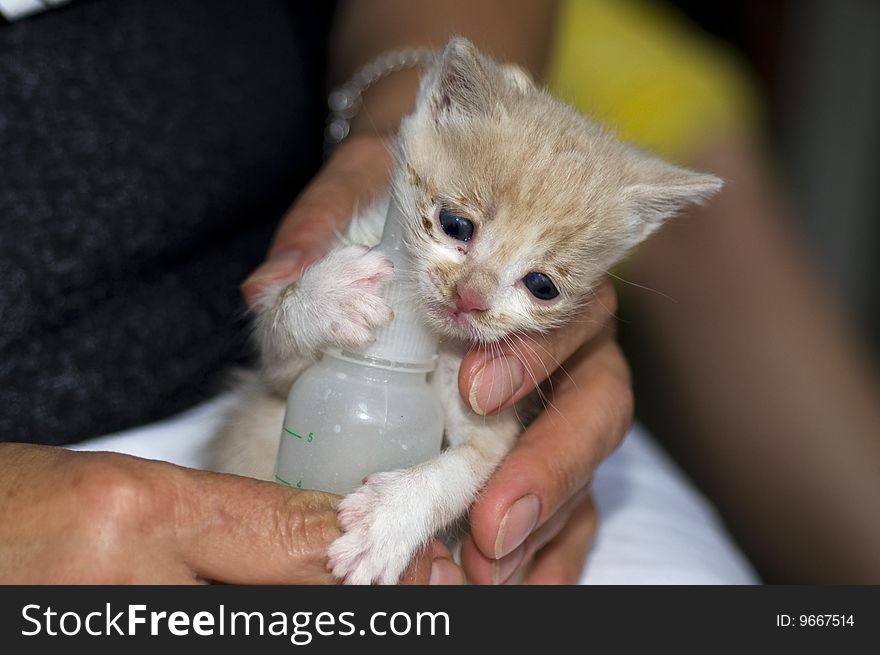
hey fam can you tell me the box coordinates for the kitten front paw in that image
[302,245,394,349]
[327,470,429,585]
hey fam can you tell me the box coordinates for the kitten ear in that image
[501,64,536,93]
[419,37,495,123]
[621,153,723,245]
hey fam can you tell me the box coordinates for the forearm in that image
[330,0,558,135]
[627,134,880,582]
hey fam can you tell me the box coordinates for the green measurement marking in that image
[282,426,314,442]
[274,474,303,489]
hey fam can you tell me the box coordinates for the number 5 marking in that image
[283,427,315,443]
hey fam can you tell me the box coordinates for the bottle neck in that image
[322,347,436,374]
[356,193,439,366]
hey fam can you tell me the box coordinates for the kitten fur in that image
[209,37,722,584]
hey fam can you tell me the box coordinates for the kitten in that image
[209,37,722,584]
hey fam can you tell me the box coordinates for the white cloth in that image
[70,396,758,584]
[0,0,71,22]
[583,425,758,584]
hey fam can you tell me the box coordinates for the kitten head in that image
[393,37,722,343]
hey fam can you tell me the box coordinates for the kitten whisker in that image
[508,334,571,428]
[496,340,524,426]
[512,334,579,431]
[603,270,676,303]
[511,342,566,423]
[506,333,556,398]
[514,331,580,395]
[495,336,544,425]
[501,334,565,423]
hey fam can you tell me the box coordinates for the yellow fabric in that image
[547,0,760,162]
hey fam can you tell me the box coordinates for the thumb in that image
[241,134,394,306]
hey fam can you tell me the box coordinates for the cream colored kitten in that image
[209,37,721,584]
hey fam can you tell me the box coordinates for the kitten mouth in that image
[425,288,485,339]
[442,307,483,339]
[447,305,482,327]
[448,310,469,325]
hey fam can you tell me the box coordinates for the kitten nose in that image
[455,288,489,314]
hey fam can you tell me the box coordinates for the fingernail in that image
[491,546,526,585]
[429,558,464,585]
[468,356,524,415]
[242,250,303,289]
[494,494,540,559]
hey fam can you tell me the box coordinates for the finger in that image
[524,494,598,585]
[461,489,588,584]
[399,540,465,586]
[241,134,394,306]
[171,466,344,584]
[459,278,617,415]
[468,335,632,562]
[459,533,494,585]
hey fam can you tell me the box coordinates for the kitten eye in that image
[438,208,474,242]
[522,272,559,300]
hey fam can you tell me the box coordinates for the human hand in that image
[0,444,456,584]
[457,280,633,584]
[241,135,395,306]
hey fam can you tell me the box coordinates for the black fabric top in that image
[0,0,334,445]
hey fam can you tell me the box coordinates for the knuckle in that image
[545,453,579,505]
[282,207,347,248]
[580,494,600,534]
[597,373,634,454]
[72,460,150,530]
[68,460,160,578]
[274,496,306,556]
[595,279,618,317]
[275,491,339,561]
[283,208,325,235]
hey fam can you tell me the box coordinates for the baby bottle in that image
[274,198,444,494]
